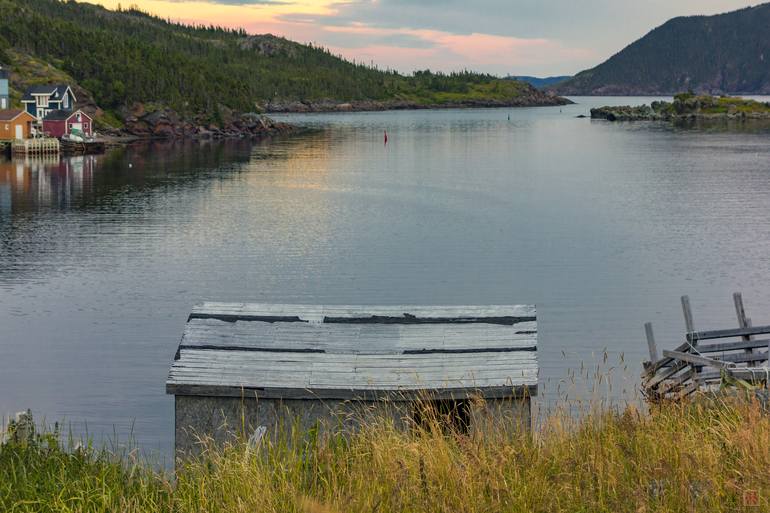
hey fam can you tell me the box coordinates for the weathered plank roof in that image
[167,303,537,400]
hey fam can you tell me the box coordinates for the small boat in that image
[61,131,85,143]
[60,129,105,155]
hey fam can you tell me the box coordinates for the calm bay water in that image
[3,96,770,457]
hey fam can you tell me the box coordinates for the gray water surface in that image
[3,97,770,457]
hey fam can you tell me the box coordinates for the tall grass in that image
[3,393,770,512]
[0,421,172,513]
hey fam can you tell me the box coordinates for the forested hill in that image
[555,3,770,95]
[0,0,566,123]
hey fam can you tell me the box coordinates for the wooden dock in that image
[642,293,770,401]
[167,303,538,454]
[12,138,59,156]
[168,303,539,399]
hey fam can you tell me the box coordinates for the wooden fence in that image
[12,138,59,156]
[642,293,770,401]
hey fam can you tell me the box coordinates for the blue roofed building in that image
[20,84,76,121]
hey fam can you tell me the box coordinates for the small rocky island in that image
[591,93,770,122]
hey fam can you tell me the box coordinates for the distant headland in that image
[554,3,770,96]
[590,94,770,122]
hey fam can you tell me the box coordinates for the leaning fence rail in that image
[642,293,770,401]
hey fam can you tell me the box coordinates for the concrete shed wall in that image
[174,394,531,456]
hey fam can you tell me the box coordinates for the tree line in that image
[0,0,513,116]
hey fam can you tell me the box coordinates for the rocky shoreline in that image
[97,93,571,140]
[263,95,571,113]
[590,94,770,122]
[101,104,297,140]
[590,105,665,121]
[591,105,770,122]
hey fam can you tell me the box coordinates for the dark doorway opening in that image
[411,399,471,434]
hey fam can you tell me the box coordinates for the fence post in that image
[681,295,695,343]
[733,292,755,367]
[645,322,659,363]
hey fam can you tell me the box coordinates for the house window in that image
[0,98,6,109]
[76,113,81,122]
[4,124,8,130]
[63,94,69,108]
[36,95,48,107]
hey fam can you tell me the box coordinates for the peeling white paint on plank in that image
[181,319,537,353]
[168,304,538,398]
[191,303,536,320]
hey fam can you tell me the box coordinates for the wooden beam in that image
[681,295,695,343]
[675,381,700,400]
[734,293,748,331]
[687,325,770,342]
[713,350,767,364]
[691,370,725,382]
[695,338,770,353]
[699,368,770,382]
[656,368,696,396]
[191,303,536,323]
[643,340,693,377]
[670,351,769,368]
[734,293,755,367]
[644,359,688,389]
[662,350,731,370]
[166,383,538,400]
[645,322,659,363]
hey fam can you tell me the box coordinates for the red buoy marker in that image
[384,130,388,145]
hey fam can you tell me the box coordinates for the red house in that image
[42,109,93,138]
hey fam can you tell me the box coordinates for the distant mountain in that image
[507,76,571,89]
[555,3,770,95]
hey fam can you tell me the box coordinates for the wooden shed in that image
[167,303,538,455]
[0,110,35,141]
[42,109,92,138]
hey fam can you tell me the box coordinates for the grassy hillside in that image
[555,3,770,95]
[0,0,566,122]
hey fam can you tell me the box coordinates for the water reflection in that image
[671,118,770,133]
[0,154,97,212]
[0,140,265,213]
[3,104,770,460]
[0,139,312,279]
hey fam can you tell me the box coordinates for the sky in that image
[91,0,758,76]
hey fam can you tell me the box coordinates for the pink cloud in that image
[320,25,597,74]
[90,0,598,74]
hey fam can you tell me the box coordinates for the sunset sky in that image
[90,0,756,76]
